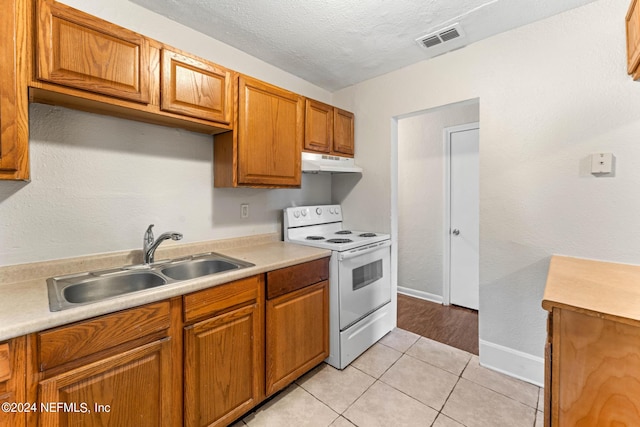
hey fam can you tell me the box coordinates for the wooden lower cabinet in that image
[183,275,264,427]
[0,337,26,427]
[543,256,640,427]
[37,338,172,426]
[12,261,330,426]
[28,300,179,427]
[266,281,329,395]
[265,258,329,396]
[545,308,640,426]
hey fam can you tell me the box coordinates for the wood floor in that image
[396,293,479,355]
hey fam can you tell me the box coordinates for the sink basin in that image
[47,252,254,311]
[62,272,167,304]
[161,259,238,280]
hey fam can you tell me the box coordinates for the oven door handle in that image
[338,240,391,261]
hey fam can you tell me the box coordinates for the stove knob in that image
[329,208,334,214]
[316,207,322,215]
[301,209,307,217]
[335,207,340,215]
[293,210,300,218]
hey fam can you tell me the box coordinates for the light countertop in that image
[542,255,640,327]
[0,234,330,341]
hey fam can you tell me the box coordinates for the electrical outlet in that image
[241,204,249,219]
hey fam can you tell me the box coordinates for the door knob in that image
[452,229,460,236]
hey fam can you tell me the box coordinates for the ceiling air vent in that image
[421,35,442,48]
[416,23,465,50]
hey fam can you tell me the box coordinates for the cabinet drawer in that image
[36,0,150,103]
[38,301,170,371]
[183,275,263,323]
[266,258,329,299]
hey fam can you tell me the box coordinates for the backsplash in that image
[0,104,331,267]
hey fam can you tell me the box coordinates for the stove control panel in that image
[284,204,342,228]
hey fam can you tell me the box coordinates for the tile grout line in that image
[429,354,473,426]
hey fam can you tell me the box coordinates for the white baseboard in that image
[479,339,544,387]
[397,287,443,304]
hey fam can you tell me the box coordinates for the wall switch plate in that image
[591,153,614,174]
[241,204,249,218]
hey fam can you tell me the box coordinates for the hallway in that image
[397,294,478,354]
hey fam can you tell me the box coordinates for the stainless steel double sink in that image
[47,252,254,312]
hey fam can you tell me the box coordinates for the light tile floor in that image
[236,328,544,427]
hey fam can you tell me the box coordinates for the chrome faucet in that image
[143,224,183,264]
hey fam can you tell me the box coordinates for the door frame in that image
[442,122,479,306]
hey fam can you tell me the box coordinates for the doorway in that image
[394,99,479,354]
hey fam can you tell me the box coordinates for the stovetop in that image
[284,205,390,252]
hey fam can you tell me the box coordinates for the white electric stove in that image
[284,204,394,369]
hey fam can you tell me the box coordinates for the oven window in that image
[353,259,383,291]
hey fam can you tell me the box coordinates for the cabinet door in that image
[36,0,150,103]
[161,48,232,124]
[266,280,329,396]
[553,309,640,425]
[627,0,640,78]
[237,75,303,187]
[0,0,28,180]
[184,303,263,427]
[304,99,332,153]
[0,338,26,427]
[38,338,173,427]
[333,108,354,156]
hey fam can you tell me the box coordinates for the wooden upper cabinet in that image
[36,0,150,103]
[304,99,333,153]
[333,107,354,156]
[303,99,354,157]
[628,0,640,79]
[234,75,303,187]
[160,48,232,124]
[0,0,29,180]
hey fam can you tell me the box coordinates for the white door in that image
[447,124,479,310]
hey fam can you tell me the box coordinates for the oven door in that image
[337,240,391,330]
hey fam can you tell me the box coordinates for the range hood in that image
[301,152,363,173]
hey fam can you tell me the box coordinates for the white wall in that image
[0,0,333,266]
[333,0,640,384]
[397,102,479,301]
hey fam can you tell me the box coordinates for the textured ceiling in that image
[130,0,598,91]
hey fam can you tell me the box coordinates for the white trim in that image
[479,339,544,387]
[397,287,443,304]
[442,122,479,307]
[390,117,399,330]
